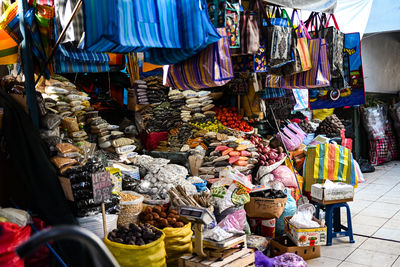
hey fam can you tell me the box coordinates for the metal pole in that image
[19,0,39,129]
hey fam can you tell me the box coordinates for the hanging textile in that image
[54,18,110,73]
[83,0,221,65]
[166,28,233,90]
[54,0,83,44]
[0,29,17,65]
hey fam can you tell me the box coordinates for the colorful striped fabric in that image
[303,143,357,191]
[0,2,22,43]
[83,0,220,65]
[0,29,17,65]
[166,28,233,90]
[259,88,286,99]
[54,18,110,73]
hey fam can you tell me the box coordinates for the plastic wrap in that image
[362,106,386,139]
[218,209,246,234]
[289,204,319,229]
[203,226,233,242]
[271,166,298,187]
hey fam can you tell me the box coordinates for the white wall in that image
[361,32,400,93]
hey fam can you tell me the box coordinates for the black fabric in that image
[0,90,93,267]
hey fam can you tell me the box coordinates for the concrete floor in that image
[306,161,400,267]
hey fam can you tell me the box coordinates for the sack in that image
[163,222,193,266]
[385,124,399,160]
[369,137,389,166]
[0,222,31,267]
[304,144,357,191]
[266,23,294,68]
[105,232,166,267]
[272,165,298,187]
[290,144,306,172]
[166,28,233,90]
[313,108,334,121]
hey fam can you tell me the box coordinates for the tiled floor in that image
[307,161,400,267]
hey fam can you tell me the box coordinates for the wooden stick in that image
[101,202,107,238]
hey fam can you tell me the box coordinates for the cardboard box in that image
[245,197,287,219]
[311,182,354,203]
[269,236,321,260]
[284,216,327,246]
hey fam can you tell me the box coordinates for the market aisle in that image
[307,161,400,267]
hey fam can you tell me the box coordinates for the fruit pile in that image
[215,107,253,133]
[108,223,162,245]
[248,135,286,166]
[190,119,225,133]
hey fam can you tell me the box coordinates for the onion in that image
[269,152,278,160]
[260,160,266,166]
[271,148,278,153]
[262,147,269,154]
[260,155,267,161]
[268,159,276,165]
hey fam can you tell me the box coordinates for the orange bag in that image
[0,29,18,65]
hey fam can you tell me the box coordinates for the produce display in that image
[316,114,345,138]
[215,107,253,133]
[108,223,163,245]
[248,135,285,166]
[140,206,185,229]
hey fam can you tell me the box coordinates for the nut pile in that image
[108,223,162,245]
[140,206,185,229]
[298,120,314,134]
[316,115,345,138]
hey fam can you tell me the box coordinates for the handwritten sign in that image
[92,172,113,204]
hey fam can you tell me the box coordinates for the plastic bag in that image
[218,209,246,234]
[289,204,319,229]
[361,106,386,139]
[203,226,233,242]
[0,222,31,267]
[275,191,297,236]
[271,166,298,187]
[255,251,274,267]
[272,253,308,267]
[163,222,193,266]
[78,214,118,239]
[40,114,61,130]
[105,232,166,267]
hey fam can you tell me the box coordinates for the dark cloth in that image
[0,89,92,267]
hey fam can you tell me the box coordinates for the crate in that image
[178,248,255,267]
[269,236,320,261]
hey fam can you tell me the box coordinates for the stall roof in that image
[364,0,400,34]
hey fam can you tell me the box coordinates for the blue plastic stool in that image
[315,202,355,246]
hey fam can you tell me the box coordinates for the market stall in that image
[0,0,390,266]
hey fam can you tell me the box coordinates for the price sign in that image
[92,172,113,204]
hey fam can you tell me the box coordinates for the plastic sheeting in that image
[263,0,336,13]
[334,0,374,37]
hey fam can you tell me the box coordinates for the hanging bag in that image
[225,2,240,48]
[318,13,344,80]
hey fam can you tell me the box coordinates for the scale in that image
[178,206,247,259]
